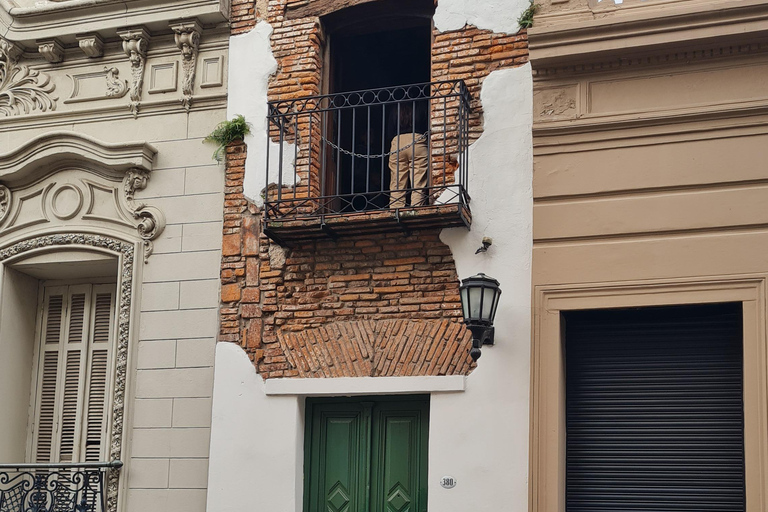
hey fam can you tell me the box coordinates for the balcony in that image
[264,80,473,244]
[0,461,121,512]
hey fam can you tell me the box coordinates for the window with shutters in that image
[28,283,116,464]
[304,396,429,512]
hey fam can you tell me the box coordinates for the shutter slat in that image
[44,295,63,345]
[35,352,59,463]
[58,350,81,462]
[92,293,112,344]
[565,304,745,512]
[84,350,108,462]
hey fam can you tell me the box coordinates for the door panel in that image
[305,397,428,512]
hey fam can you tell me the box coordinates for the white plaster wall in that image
[435,64,533,512]
[207,343,304,512]
[434,0,532,34]
[228,21,296,205]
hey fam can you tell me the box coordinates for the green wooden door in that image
[304,397,429,512]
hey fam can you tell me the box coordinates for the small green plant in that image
[518,1,538,29]
[204,114,252,162]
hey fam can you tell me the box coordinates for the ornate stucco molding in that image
[105,67,129,98]
[0,234,135,512]
[0,36,57,116]
[123,169,166,261]
[0,184,9,224]
[170,19,201,111]
[117,27,150,117]
[0,131,164,261]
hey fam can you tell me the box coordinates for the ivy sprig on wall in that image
[204,114,252,162]
[518,1,538,29]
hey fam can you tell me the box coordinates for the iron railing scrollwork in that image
[0,461,122,512]
[266,79,472,221]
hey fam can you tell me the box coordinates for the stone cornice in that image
[0,131,156,183]
[529,0,768,72]
[0,0,228,45]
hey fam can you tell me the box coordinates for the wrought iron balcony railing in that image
[0,461,121,512]
[265,80,472,241]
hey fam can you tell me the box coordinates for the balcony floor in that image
[263,203,471,245]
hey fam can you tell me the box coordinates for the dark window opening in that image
[324,10,432,212]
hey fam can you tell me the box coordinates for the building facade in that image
[529,0,768,511]
[208,1,534,512]
[4,1,766,512]
[0,2,229,512]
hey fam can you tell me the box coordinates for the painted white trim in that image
[264,375,466,396]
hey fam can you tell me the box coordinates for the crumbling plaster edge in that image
[228,19,296,206]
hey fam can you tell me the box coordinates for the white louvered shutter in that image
[82,286,115,462]
[33,289,66,463]
[30,284,116,463]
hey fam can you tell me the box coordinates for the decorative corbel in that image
[0,184,11,225]
[123,169,166,262]
[76,34,104,58]
[37,39,65,64]
[169,19,202,111]
[117,27,150,118]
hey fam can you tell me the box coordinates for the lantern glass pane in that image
[489,290,501,322]
[481,286,496,321]
[468,286,482,319]
[460,286,470,320]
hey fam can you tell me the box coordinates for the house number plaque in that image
[440,476,457,489]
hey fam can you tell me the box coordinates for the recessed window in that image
[30,283,117,463]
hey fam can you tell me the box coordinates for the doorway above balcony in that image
[261,3,472,245]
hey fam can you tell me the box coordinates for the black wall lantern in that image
[459,273,502,361]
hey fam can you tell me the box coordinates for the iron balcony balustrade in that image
[0,461,121,512]
[265,80,472,243]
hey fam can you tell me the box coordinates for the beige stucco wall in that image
[0,10,228,511]
[529,2,768,510]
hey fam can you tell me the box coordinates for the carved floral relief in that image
[0,37,57,116]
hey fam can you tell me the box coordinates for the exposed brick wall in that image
[433,26,528,142]
[221,0,528,379]
[220,142,473,379]
[231,0,258,34]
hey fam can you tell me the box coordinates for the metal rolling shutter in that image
[565,304,745,512]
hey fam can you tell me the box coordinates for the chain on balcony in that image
[0,461,121,512]
[265,80,472,224]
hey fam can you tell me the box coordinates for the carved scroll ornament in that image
[123,169,166,261]
[0,184,10,224]
[0,37,57,116]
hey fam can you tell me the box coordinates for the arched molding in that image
[0,132,165,261]
[0,131,156,185]
[0,233,137,512]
